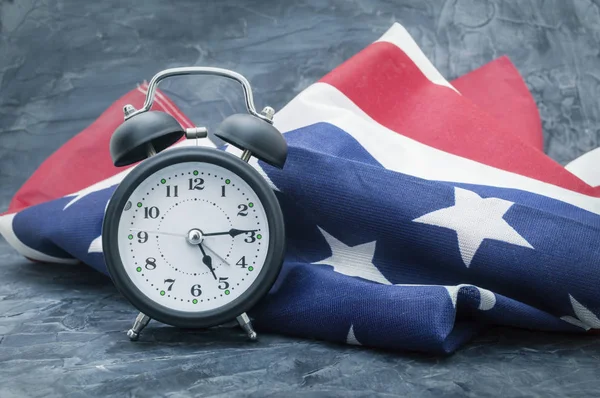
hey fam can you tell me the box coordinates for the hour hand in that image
[197,243,217,280]
[204,228,257,237]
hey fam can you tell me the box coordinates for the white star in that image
[346,324,361,345]
[88,236,103,254]
[413,187,533,267]
[313,227,391,285]
[561,294,600,330]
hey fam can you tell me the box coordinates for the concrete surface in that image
[1,0,600,396]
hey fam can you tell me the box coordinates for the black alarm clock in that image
[102,67,287,341]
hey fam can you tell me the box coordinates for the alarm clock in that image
[102,67,287,341]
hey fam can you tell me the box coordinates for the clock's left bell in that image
[110,105,184,167]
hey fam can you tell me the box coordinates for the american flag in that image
[2,23,599,354]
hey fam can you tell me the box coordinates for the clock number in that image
[144,206,160,219]
[164,279,175,291]
[137,231,148,243]
[218,277,230,290]
[188,178,204,190]
[237,204,248,216]
[145,257,157,270]
[191,284,202,297]
[244,231,256,243]
[221,185,226,197]
[236,256,247,268]
[166,185,178,197]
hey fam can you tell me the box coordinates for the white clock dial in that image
[116,161,270,312]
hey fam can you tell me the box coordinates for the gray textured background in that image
[1,0,600,397]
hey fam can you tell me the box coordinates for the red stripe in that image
[6,88,191,214]
[451,56,544,152]
[320,42,598,197]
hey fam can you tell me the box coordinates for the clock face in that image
[115,161,270,313]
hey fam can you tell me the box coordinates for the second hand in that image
[129,228,185,238]
[130,228,231,266]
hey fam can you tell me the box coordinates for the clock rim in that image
[102,146,285,329]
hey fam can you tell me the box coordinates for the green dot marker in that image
[136,267,142,272]
[160,290,165,296]
[248,266,254,271]
[225,290,230,295]
[193,170,199,176]
[248,202,254,208]
[257,234,262,240]
[225,179,231,184]
[161,178,166,184]
[192,299,198,304]
[137,202,142,208]
[128,234,133,240]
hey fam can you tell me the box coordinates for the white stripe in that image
[274,82,600,215]
[137,84,176,120]
[565,147,600,188]
[376,23,458,93]
[137,84,176,118]
[63,168,135,209]
[0,213,79,264]
[155,91,193,128]
[138,82,193,128]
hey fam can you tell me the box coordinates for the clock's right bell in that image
[215,113,287,169]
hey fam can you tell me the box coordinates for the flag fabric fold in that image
[1,23,599,353]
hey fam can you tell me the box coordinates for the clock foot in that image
[236,312,257,341]
[127,312,151,341]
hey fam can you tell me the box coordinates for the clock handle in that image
[127,67,273,124]
[110,66,287,168]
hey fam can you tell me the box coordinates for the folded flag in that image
[2,23,600,354]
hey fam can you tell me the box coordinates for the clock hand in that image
[202,242,230,266]
[129,228,186,238]
[203,228,258,237]
[197,243,218,280]
[130,227,229,267]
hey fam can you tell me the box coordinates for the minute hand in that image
[203,229,257,237]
